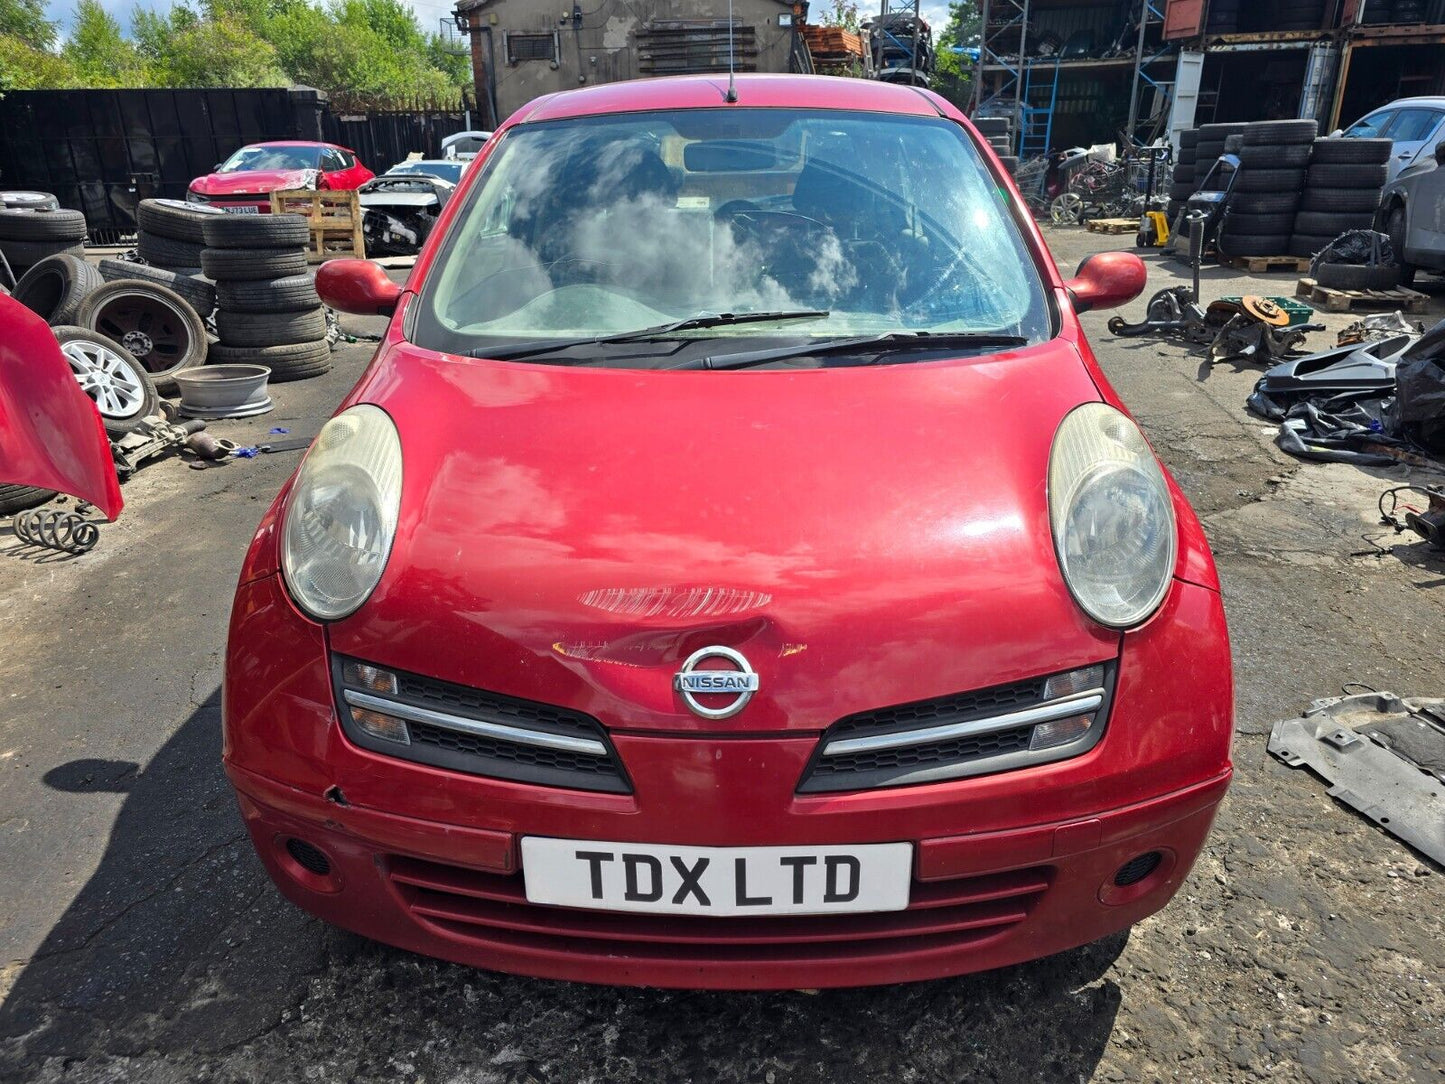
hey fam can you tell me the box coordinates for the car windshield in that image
[389,160,464,183]
[413,108,1051,365]
[219,145,321,172]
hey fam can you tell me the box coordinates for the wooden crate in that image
[1084,218,1139,235]
[1294,276,1428,313]
[270,188,365,262]
[1223,254,1310,273]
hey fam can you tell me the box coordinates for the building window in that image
[506,32,558,64]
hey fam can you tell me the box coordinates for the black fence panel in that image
[0,89,472,243]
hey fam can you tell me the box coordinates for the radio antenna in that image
[725,0,738,101]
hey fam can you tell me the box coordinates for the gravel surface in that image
[1,237,1442,1083]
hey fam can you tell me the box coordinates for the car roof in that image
[513,74,947,125]
[1364,97,1445,111]
[242,141,348,150]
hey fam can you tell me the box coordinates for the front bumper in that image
[224,573,1233,988]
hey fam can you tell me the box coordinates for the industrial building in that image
[971,0,1445,153]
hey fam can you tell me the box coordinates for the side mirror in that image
[214,162,223,171]
[316,259,402,316]
[1063,251,1148,313]
[1435,139,1445,165]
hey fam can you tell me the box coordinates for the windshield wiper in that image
[471,309,829,361]
[665,332,1029,371]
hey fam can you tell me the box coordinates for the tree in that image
[134,5,285,88]
[932,1,980,110]
[815,1,861,32]
[0,0,55,49]
[64,0,146,86]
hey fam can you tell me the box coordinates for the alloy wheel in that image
[61,338,147,418]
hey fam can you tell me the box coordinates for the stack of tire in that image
[1218,119,1317,260]
[1193,122,1247,190]
[975,116,1017,175]
[1167,129,1199,222]
[1289,137,1392,259]
[101,199,222,319]
[0,203,87,278]
[202,214,331,382]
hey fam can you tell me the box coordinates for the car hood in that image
[191,169,315,195]
[328,337,1120,734]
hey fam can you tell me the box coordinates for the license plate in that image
[521,837,912,916]
[222,205,259,214]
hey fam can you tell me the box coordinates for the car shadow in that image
[1,688,1127,1081]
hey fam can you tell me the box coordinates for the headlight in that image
[281,405,403,621]
[1048,403,1175,628]
[186,190,208,203]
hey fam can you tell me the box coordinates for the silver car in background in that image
[1334,96,1445,183]
[1378,135,1445,285]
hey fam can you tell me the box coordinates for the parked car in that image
[186,141,374,213]
[358,159,465,255]
[1333,96,1445,183]
[1378,135,1445,283]
[440,130,492,160]
[223,74,1232,990]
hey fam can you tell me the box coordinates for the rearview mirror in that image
[316,259,402,316]
[1064,251,1147,313]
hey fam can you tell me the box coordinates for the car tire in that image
[1310,138,1391,164]
[216,306,326,348]
[0,484,57,515]
[12,253,103,324]
[209,338,332,381]
[1238,143,1312,167]
[0,208,87,242]
[1229,192,1301,214]
[1241,120,1318,145]
[1386,205,1416,286]
[1218,233,1291,257]
[200,247,309,281]
[135,199,227,244]
[137,232,206,269]
[98,258,217,316]
[1179,129,1200,149]
[1232,168,1306,193]
[1,191,59,211]
[201,214,310,249]
[214,274,321,314]
[1288,233,1334,257]
[1293,210,1377,236]
[1223,134,1244,154]
[1175,152,1196,169]
[1314,261,1403,290]
[998,155,1018,174]
[52,325,159,438]
[0,239,85,271]
[76,280,209,394]
[1298,187,1385,213]
[1169,181,1195,200]
[1224,211,1296,234]
[1171,164,1194,182]
[1306,163,1388,188]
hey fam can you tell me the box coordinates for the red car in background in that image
[186,141,373,213]
[222,75,1233,990]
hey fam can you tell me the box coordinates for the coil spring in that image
[13,508,101,555]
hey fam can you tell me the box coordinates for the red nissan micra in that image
[224,74,1233,989]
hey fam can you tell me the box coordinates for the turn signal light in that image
[350,706,410,745]
[1029,714,1094,751]
[342,661,398,694]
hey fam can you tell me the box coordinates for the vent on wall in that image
[506,31,559,63]
[636,20,759,75]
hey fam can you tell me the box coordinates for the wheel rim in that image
[61,339,147,418]
[1051,193,1084,225]
[92,293,190,373]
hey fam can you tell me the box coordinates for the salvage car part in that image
[215,307,326,348]
[51,325,159,439]
[0,190,59,211]
[1337,312,1421,346]
[202,213,310,249]
[109,414,208,479]
[359,172,456,256]
[1378,484,1445,549]
[1253,334,1412,397]
[12,504,101,554]
[200,247,308,281]
[173,363,274,419]
[97,257,217,317]
[0,484,57,516]
[214,274,320,314]
[1207,312,1319,365]
[76,280,208,392]
[12,253,102,324]
[135,198,226,244]
[0,297,123,519]
[1269,693,1445,864]
[208,339,331,382]
[1050,191,1083,225]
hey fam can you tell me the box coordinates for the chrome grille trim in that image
[821,691,1105,757]
[342,689,609,757]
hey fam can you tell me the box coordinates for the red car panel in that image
[223,75,1233,988]
[0,296,122,519]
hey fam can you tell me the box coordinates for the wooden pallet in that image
[1295,277,1428,313]
[269,188,365,262]
[1085,218,1139,234]
[1223,254,1310,273]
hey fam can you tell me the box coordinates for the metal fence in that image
[0,88,474,243]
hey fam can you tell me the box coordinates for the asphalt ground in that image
[1,237,1442,1083]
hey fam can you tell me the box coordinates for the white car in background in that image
[1333,96,1445,183]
